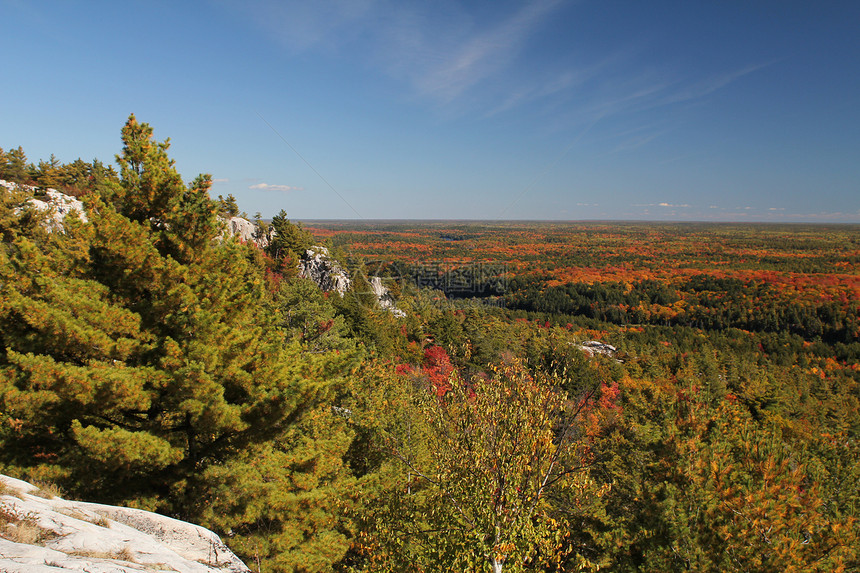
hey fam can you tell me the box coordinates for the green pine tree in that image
[0,115,363,572]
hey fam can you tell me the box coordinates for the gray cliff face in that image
[576,340,623,363]
[295,248,407,314]
[0,181,270,250]
[579,340,617,357]
[298,246,351,296]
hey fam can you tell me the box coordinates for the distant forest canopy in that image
[1,118,859,572]
[308,220,860,346]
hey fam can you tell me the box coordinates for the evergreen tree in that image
[217,193,240,217]
[0,146,31,183]
[34,154,60,188]
[267,209,313,262]
[113,114,185,223]
[0,115,361,572]
[649,401,858,572]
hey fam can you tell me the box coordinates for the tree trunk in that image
[491,557,504,573]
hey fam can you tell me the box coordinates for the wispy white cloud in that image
[230,0,772,129]
[657,61,777,107]
[633,202,692,208]
[411,0,563,103]
[483,57,621,118]
[564,60,774,138]
[612,130,666,153]
[234,0,380,53]
[787,210,860,222]
[230,0,567,108]
[249,182,303,192]
[212,178,229,183]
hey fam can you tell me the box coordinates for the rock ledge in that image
[0,474,249,573]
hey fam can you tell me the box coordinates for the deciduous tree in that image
[360,359,604,572]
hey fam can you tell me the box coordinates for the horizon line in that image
[295,218,860,226]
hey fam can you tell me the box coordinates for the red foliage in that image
[395,363,414,377]
[264,269,284,293]
[423,346,455,397]
[580,381,623,439]
[597,381,621,412]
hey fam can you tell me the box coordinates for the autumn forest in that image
[1,118,858,572]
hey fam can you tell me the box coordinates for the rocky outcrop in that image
[2,180,88,231]
[298,246,351,296]
[577,340,622,362]
[0,474,249,573]
[369,276,406,317]
[1,180,272,248]
[219,215,270,248]
[578,340,617,357]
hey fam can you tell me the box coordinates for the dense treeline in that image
[0,145,119,197]
[508,275,860,344]
[2,119,858,572]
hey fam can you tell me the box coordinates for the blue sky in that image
[2,1,859,222]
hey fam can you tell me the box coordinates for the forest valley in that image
[0,116,858,572]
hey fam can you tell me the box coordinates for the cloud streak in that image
[249,183,303,192]
[411,0,563,102]
[232,0,774,138]
[231,0,567,108]
[658,61,777,107]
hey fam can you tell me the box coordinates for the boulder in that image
[577,340,620,360]
[580,340,616,354]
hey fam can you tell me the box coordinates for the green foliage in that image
[355,359,604,572]
[0,115,361,572]
[645,401,858,572]
[277,277,354,353]
[267,209,314,265]
[0,144,119,197]
[3,127,859,573]
[113,114,184,223]
[0,146,32,183]
[196,402,357,572]
[217,193,240,217]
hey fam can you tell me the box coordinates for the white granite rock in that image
[369,276,406,317]
[298,246,351,296]
[2,181,88,231]
[0,475,249,573]
[219,215,270,248]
